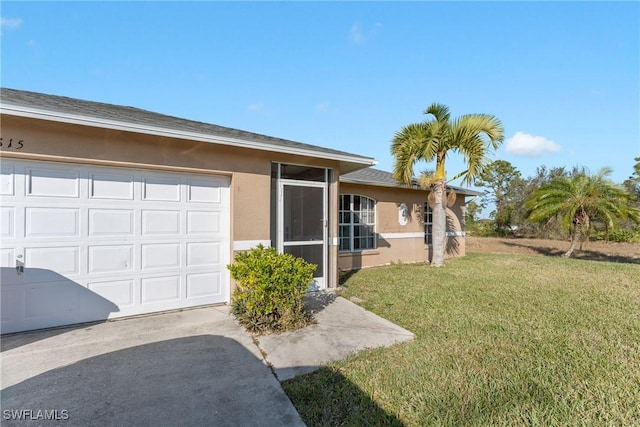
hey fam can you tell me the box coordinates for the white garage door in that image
[1,159,230,334]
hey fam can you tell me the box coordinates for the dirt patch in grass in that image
[467,236,640,264]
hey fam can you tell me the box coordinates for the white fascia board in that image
[1,104,377,167]
[339,177,480,196]
[378,232,425,239]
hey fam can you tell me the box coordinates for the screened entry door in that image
[279,180,326,290]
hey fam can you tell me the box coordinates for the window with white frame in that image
[339,195,376,251]
[424,203,433,245]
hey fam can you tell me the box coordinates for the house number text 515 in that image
[0,137,25,150]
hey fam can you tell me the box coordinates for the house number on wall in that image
[0,137,25,150]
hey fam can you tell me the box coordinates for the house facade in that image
[0,88,475,334]
[338,168,476,272]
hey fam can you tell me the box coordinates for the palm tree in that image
[526,168,640,257]
[391,103,504,266]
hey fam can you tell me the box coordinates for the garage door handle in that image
[16,259,24,275]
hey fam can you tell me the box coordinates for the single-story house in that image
[0,88,479,334]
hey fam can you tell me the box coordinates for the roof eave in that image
[339,177,482,196]
[1,104,377,171]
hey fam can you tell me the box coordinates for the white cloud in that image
[349,23,365,45]
[247,102,265,112]
[1,17,23,33]
[505,131,561,157]
[349,21,383,45]
[246,102,278,116]
[315,102,331,113]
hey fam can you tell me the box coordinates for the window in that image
[424,203,433,245]
[339,195,376,251]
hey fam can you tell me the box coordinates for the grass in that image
[282,253,640,426]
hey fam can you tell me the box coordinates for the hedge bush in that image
[227,245,317,334]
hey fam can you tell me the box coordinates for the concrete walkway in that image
[1,293,413,426]
[258,293,415,381]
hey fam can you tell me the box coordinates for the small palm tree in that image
[391,103,504,266]
[526,168,640,257]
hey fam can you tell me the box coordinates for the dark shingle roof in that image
[0,88,376,167]
[341,167,482,196]
[341,168,401,186]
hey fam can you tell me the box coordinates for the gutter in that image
[340,177,483,197]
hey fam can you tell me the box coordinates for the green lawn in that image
[282,253,640,426]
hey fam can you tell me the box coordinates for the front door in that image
[279,180,326,289]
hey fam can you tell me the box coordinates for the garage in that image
[1,158,230,334]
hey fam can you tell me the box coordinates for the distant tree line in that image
[468,157,640,245]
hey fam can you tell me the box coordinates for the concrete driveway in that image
[1,294,414,426]
[1,306,304,427]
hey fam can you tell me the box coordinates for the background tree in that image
[526,168,640,257]
[465,200,482,225]
[391,103,504,266]
[623,157,640,203]
[474,160,525,235]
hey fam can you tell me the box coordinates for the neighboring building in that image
[0,88,477,334]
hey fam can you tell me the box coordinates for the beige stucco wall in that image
[337,182,467,272]
[0,114,342,287]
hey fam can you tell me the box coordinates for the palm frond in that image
[526,169,640,232]
[391,122,430,185]
[424,103,451,123]
[417,170,437,188]
[448,114,504,185]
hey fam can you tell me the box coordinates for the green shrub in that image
[228,245,317,334]
[467,220,499,237]
[608,228,640,243]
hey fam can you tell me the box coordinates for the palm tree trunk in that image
[431,180,446,267]
[564,208,588,257]
[564,223,581,257]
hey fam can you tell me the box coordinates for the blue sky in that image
[2,1,639,191]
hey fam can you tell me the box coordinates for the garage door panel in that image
[141,243,180,270]
[141,276,181,304]
[1,267,76,287]
[188,179,222,203]
[186,272,222,299]
[24,281,119,329]
[88,245,134,273]
[27,168,79,198]
[25,246,80,275]
[187,242,220,266]
[1,249,14,267]
[1,165,15,196]
[89,209,135,236]
[1,207,14,238]
[25,282,78,318]
[143,177,181,201]
[142,210,181,235]
[26,208,80,237]
[187,211,221,234]
[87,279,135,307]
[90,173,134,200]
[1,159,229,334]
